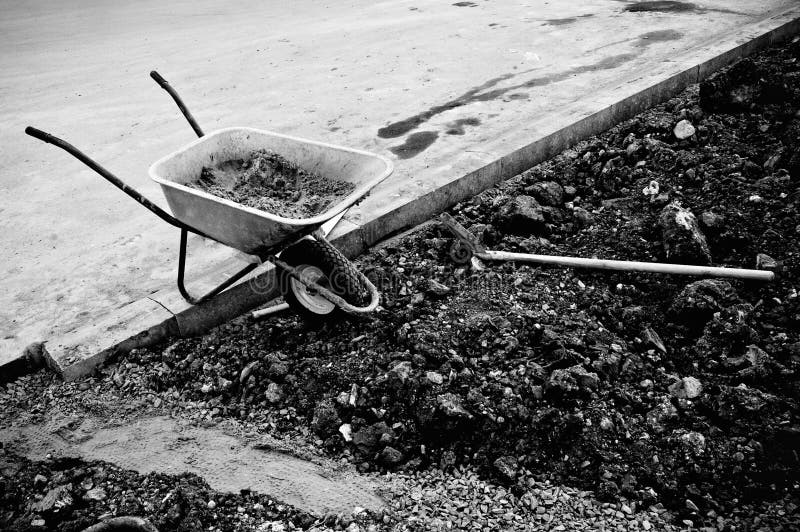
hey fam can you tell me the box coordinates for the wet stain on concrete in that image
[389,131,439,159]
[445,117,481,135]
[453,1,478,6]
[625,1,697,12]
[377,72,518,138]
[543,14,594,26]
[637,29,683,46]
[623,1,742,15]
[378,53,637,139]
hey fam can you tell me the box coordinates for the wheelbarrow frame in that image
[25,71,385,314]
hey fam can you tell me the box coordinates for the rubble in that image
[658,202,711,264]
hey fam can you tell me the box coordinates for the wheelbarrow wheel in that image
[278,238,367,323]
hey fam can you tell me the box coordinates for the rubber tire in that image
[278,238,367,323]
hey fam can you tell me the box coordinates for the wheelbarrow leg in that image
[177,228,259,305]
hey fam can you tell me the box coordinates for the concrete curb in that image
[16,12,799,381]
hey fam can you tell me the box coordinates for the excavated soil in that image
[189,150,356,219]
[3,39,800,532]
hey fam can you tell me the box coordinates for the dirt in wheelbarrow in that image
[188,149,356,219]
[4,39,800,531]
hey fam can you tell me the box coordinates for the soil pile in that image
[189,150,356,219]
[123,39,800,528]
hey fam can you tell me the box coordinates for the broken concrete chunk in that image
[339,423,353,442]
[658,202,711,265]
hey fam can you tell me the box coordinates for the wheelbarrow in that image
[25,71,393,321]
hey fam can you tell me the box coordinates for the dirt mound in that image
[189,149,356,219]
[121,39,800,528]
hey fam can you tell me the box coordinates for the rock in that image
[387,361,413,388]
[33,474,47,487]
[675,430,706,454]
[700,211,725,231]
[646,398,678,433]
[526,181,564,206]
[378,446,404,465]
[592,352,622,379]
[426,371,444,385]
[352,422,394,454]
[670,279,737,324]
[673,119,696,140]
[311,399,342,437]
[436,393,472,419]
[492,455,518,481]
[545,365,599,397]
[642,327,667,354]
[733,345,786,381]
[715,384,776,421]
[426,279,451,298]
[620,354,648,380]
[658,202,711,265]
[268,361,290,380]
[572,207,594,228]
[264,382,283,404]
[493,195,547,235]
[339,423,353,442]
[756,253,779,272]
[668,376,703,399]
[31,484,73,513]
[597,480,619,501]
[207,499,216,509]
[599,417,614,431]
[84,486,107,501]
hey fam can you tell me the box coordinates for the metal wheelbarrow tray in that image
[150,127,391,254]
[26,71,393,319]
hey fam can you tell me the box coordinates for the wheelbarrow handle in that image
[24,126,197,233]
[150,70,205,138]
[25,126,59,145]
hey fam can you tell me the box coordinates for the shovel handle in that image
[150,70,204,138]
[478,250,776,281]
